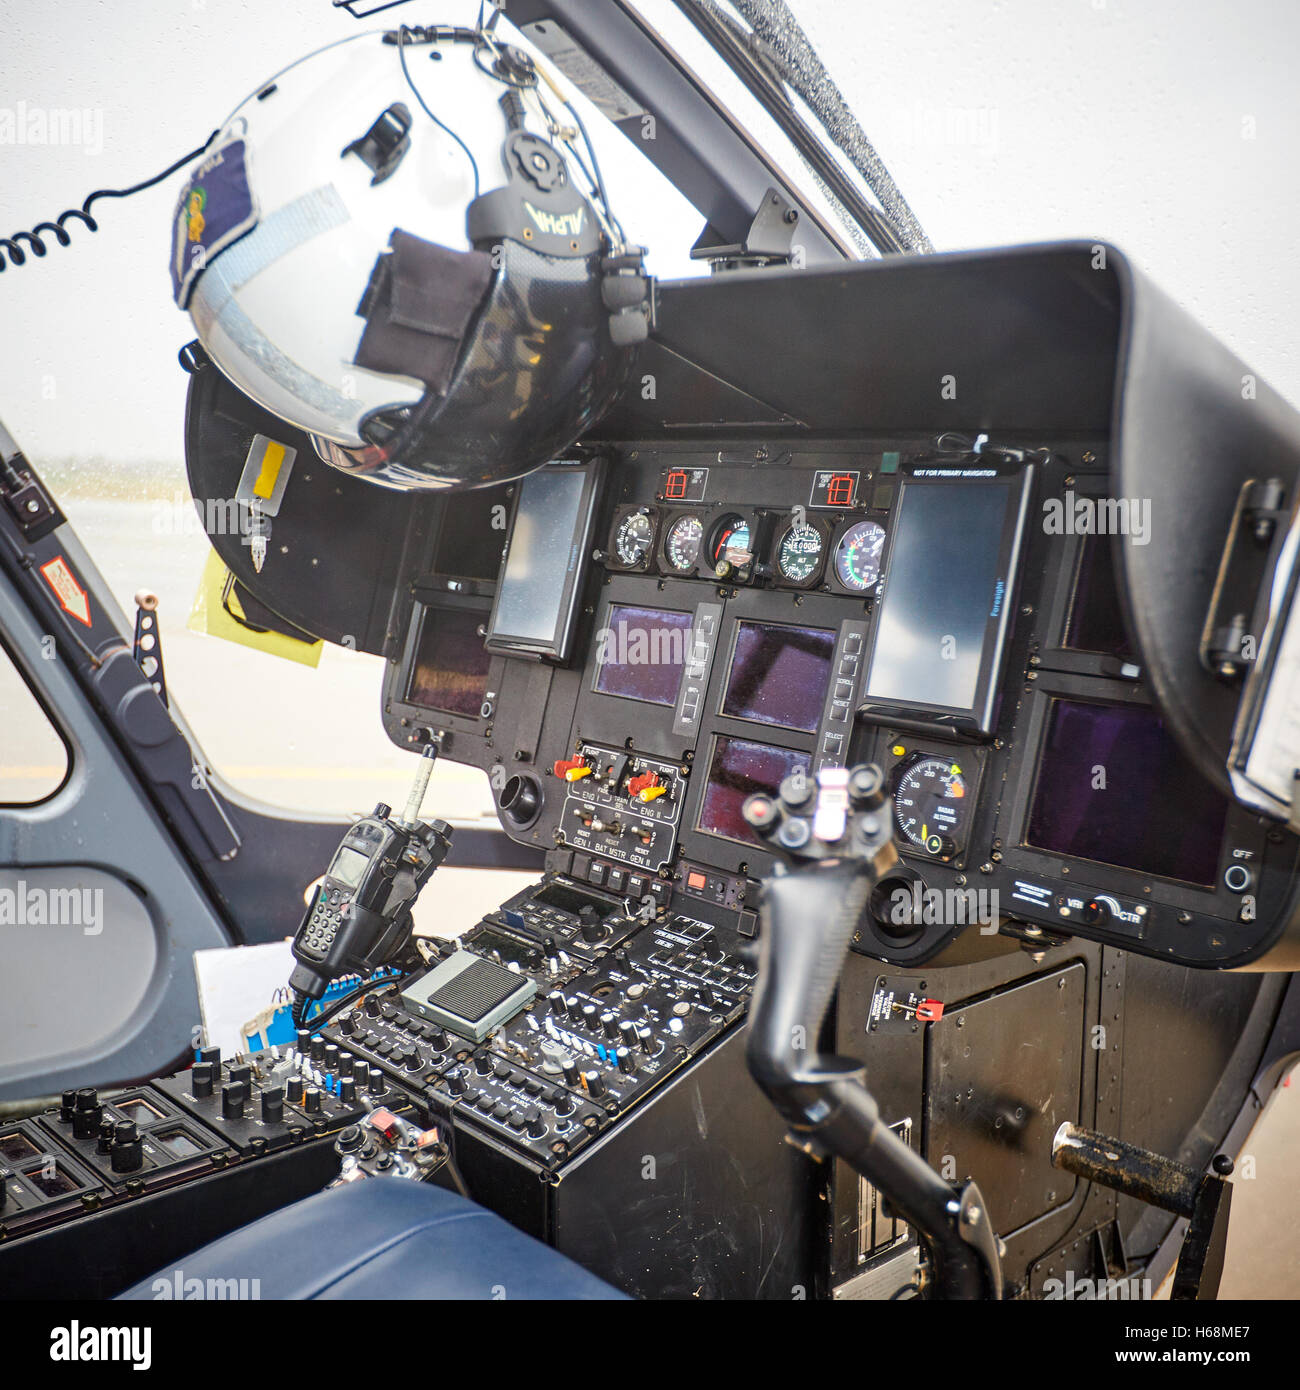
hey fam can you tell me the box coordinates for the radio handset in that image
[288,745,452,1021]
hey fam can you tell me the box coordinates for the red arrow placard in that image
[39,554,92,627]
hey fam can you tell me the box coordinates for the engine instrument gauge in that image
[663,514,704,573]
[775,521,825,586]
[833,519,886,593]
[709,513,752,571]
[894,756,969,857]
[612,510,655,568]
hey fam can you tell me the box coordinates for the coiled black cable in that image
[0,130,218,272]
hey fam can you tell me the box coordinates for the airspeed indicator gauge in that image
[833,519,886,594]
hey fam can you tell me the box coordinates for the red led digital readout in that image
[825,473,856,507]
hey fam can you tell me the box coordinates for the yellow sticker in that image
[187,550,323,668]
[252,440,286,500]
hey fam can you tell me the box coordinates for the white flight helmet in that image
[171,23,647,490]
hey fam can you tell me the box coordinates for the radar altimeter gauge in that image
[894,755,970,858]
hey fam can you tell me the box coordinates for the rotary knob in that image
[110,1120,144,1173]
[261,1087,285,1124]
[303,1087,323,1115]
[190,1062,215,1099]
[286,1076,305,1105]
[584,1070,606,1099]
[338,1077,357,1105]
[71,1088,103,1139]
[222,1083,248,1120]
[578,907,607,943]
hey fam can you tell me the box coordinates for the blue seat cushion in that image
[117,1179,629,1300]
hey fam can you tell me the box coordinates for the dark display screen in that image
[865,477,1021,726]
[1025,699,1229,885]
[159,1130,206,1159]
[26,1164,78,1198]
[697,735,811,847]
[1065,532,1135,659]
[533,882,618,919]
[722,621,836,733]
[593,605,694,707]
[0,1132,38,1162]
[487,465,594,658]
[116,1098,163,1127]
[407,606,491,718]
[431,484,513,581]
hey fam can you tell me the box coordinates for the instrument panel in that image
[381,442,1300,971]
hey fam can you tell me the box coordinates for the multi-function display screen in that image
[864,472,1029,732]
[407,606,491,718]
[697,735,811,847]
[1065,532,1135,659]
[1025,699,1229,885]
[486,464,597,661]
[721,620,835,733]
[593,604,694,707]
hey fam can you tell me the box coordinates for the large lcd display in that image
[486,464,597,660]
[1065,532,1135,659]
[1025,699,1229,885]
[697,735,811,847]
[722,620,836,733]
[593,604,694,707]
[407,606,491,717]
[431,484,514,582]
[864,472,1030,732]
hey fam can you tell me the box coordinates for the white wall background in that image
[1,0,1297,463]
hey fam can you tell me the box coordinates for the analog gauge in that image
[776,522,825,585]
[894,756,969,857]
[613,510,655,568]
[834,520,886,592]
[663,514,704,573]
[709,513,752,571]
